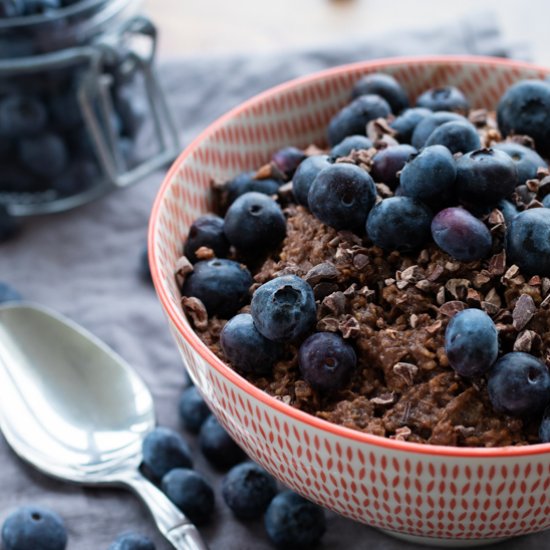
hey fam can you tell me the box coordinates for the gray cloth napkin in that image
[0,11,545,550]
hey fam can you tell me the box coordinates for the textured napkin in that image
[0,11,545,550]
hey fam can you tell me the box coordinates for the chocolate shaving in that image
[509,134,536,148]
[466,288,482,306]
[481,301,500,316]
[488,209,505,226]
[357,286,376,300]
[512,294,536,330]
[397,265,423,283]
[254,162,286,182]
[426,320,442,334]
[473,273,491,288]
[304,262,339,285]
[392,362,418,385]
[487,251,506,276]
[321,291,346,317]
[468,109,488,127]
[392,426,412,441]
[371,392,395,406]
[513,330,540,353]
[445,278,470,301]
[194,246,215,261]
[375,183,394,198]
[543,277,550,296]
[313,282,339,301]
[503,265,520,280]
[439,300,467,317]
[484,288,502,308]
[353,254,369,271]
[181,296,208,331]
[339,315,361,339]
[174,256,194,287]
[367,117,397,142]
[316,317,339,333]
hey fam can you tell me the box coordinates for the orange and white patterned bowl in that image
[149,56,550,546]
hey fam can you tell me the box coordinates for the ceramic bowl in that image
[149,55,550,547]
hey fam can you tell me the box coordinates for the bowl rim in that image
[150,54,550,459]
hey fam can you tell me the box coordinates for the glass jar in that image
[0,0,179,216]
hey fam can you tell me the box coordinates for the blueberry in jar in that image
[327,94,392,147]
[455,148,517,206]
[416,85,470,114]
[161,468,214,525]
[183,214,229,263]
[0,0,24,17]
[250,275,316,342]
[497,79,550,157]
[298,332,356,393]
[18,133,68,179]
[389,107,432,143]
[223,192,286,253]
[0,95,47,138]
[181,259,252,319]
[350,72,409,113]
[53,159,99,196]
[431,207,492,261]
[488,352,550,417]
[108,532,155,550]
[226,171,281,205]
[292,154,332,207]
[23,0,60,15]
[264,491,326,549]
[399,144,456,207]
[222,461,277,519]
[445,309,499,377]
[220,313,282,375]
[506,208,550,276]
[142,427,193,480]
[199,415,246,470]
[178,386,210,434]
[330,135,373,159]
[1,505,67,550]
[411,111,465,149]
[424,120,481,154]
[370,144,417,188]
[492,142,548,186]
[272,146,306,179]
[366,196,433,252]
[307,163,376,232]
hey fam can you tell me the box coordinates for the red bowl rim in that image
[150,54,550,459]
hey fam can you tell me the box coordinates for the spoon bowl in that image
[0,302,207,550]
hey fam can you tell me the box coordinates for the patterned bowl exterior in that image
[150,56,550,544]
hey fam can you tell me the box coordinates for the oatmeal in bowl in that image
[150,56,550,546]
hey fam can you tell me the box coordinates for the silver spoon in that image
[0,302,208,550]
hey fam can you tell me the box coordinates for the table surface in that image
[143,0,548,66]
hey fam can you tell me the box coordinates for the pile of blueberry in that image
[179,72,550,443]
[0,0,83,18]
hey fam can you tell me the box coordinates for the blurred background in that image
[144,0,547,65]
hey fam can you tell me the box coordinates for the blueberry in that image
[455,148,517,206]
[264,491,326,549]
[23,0,60,14]
[223,192,286,253]
[431,207,492,261]
[0,163,47,193]
[161,469,214,525]
[18,133,68,179]
[292,155,331,207]
[506,208,550,276]
[0,0,24,17]
[0,207,20,243]
[183,214,229,263]
[141,427,193,480]
[298,332,356,393]
[179,386,210,434]
[497,199,518,225]
[424,120,481,154]
[370,144,417,188]
[0,95,47,138]
[272,147,306,179]
[416,86,469,114]
[0,282,22,303]
[199,415,246,469]
[307,163,376,232]
[181,259,252,319]
[221,461,277,519]
[108,532,155,550]
[444,309,498,377]
[540,405,550,443]
[220,313,282,376]
[488,352,550,417]
[114,89,145,139]
[366,196,433,252]
[544,195,550,209]
[53,159,99,196]
[351,72,409,113]
[411,111,466,149]
[226,171,281,205]
[327,94,392,146]
[330,135,373,158]
[49,88,82,131]
[1,505,67,550]
[492,142,547,186]
[389,107,432,143]
[399,145,456,207]
[250,275,316,342]
[497,79,550,157]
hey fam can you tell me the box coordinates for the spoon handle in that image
[120,469,209,550]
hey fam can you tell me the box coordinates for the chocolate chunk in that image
[175,255,194,288]
[313,282,340,301]
[339,316,361,339]
[353,253,369,270]
[445,278,470,301]
[371,392,396,406]
[513,330,541,353]
[194,246,215,260]
[488,209,505,226]
[393,362,419,385]
[321,291,346,316]
[512,294,536,331]
[181,296,208,331]
[304,262,339,285]
[316,317,339,333]
[439,301,467,317]
[484,288,502,308]
[487,251,506,276]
